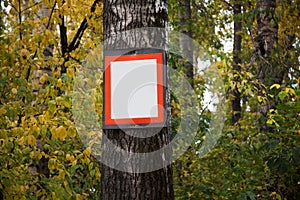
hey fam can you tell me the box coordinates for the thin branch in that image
[18,0,22,40]
[46,1,57,30]
[68,0,101,52]
[69,55,82,64]
[25,56,40,81]
[9,2,19,13]
[21,1,42,14]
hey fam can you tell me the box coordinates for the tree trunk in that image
[101,0,174,199]
[231,0,242,124]
[29,0,53,179]
[255,0,286,131]
[178,0,194,87]
[176,0,193,187]
[256,0,281,86]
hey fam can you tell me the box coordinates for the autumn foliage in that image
[0,0,299,199]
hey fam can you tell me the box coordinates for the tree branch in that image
[46,1,57,30]
[8,2,18,14]
[68,0,101,52]
[21,1,42,14]
[18,0,22,40]
[59,14,68,73]
[59,15,68,57]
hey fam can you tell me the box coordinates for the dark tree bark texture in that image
[256,0,282,86]
[178,0,194,87]
[255,0,286,130]
[231,0,242,124]
[101,0,174,200]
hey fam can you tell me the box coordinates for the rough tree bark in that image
[178,0,194,87]
[255,0,283,120]
[101,0,174,200]
[231,0,242,124]
[176,0,193,187]
[256,0,281,86]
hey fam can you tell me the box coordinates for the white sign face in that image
[104,52,165,128]
[110,59,158,119]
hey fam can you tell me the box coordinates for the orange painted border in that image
[104,53,165,126]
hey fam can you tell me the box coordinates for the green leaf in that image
[48,100,56,115]
[246,191,255,200]
[264,140,279,151]
[292,147,300,165]
[278,91,288,101]
[267,156,291,174]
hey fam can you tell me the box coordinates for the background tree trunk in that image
[176,0,193,187]
[178,0,194,87]
[255,0,281,120]
[256,0,281,86]
[255,0,289,132]
[101,0,174,199]
[28,0,53,179]
[231,0,242,124]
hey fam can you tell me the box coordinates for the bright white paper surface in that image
[110,59,158,119]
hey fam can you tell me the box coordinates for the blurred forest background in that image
[0,0,299,199]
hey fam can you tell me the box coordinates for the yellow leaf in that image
[58,169,65,179]
[56,126,67,141]
[67,126,77,138]
[57,78,62,87]
[27,135,36,147]
[56,97,62,105]
[35,150,42,159]
[66,154,75,162]
[30,115,38,124]
[257,96,264,103]
[51,192,56,199]
[270,84,280,89]
[0,108,7,115]
[81,157,90,165]
[285,87,296,96]
[12,88,18,94]
[39,73,48,84]
[38,115,45,124]
[95,167,101,179]
[76,194,83,200]
[50,126,57,139]
[66,153,71,161]
[21,116,26,127]
[18,136,25,145]
[266,119,274,125]
[67,68,74,78]
[83,149,91,157]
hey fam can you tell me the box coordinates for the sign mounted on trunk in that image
[103,49,167,129]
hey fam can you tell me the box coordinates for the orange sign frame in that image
[103,51,166,128]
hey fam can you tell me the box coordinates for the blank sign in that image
[104,52,165,127]
[110,59,158,119]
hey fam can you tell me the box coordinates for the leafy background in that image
[0,0,299,199]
